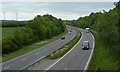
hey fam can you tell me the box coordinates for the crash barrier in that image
[20,56,45,72]
[95,65,100,72]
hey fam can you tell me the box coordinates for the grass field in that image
[0,27,20,39]
[87,30,118,71]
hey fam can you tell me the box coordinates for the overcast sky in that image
[0,2,116,20]
[0,0,119,2]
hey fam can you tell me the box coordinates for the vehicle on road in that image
[69,32,71,35]
[61,36,65,40]
[82,41,89,50]
[86,28,90,33]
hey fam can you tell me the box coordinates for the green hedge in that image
[2,21,27,27]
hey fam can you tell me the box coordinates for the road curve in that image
[46,27,94,70]
[2,28,76,70]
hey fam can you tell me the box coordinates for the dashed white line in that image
[22,58,27,61]
[3,66,9,70]
[45,32,83,70]
[35,53,39,55]
[3,48,40,64]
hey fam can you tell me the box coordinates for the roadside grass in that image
[87,30,118,71]
[45,30,81,59]
[2,30,68,62]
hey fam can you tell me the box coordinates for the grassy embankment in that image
[2,29,68,62]
[88,30,118,71]
[46,29,81,59]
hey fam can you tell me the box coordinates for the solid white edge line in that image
[83,32,95,72]
[65,68,67,70]
[45,31,83,71]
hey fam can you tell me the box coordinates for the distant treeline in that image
[65,1,120,69]
[2,21,27,27]
[2,14,65,54]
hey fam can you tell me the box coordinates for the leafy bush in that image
[2,37,20,54]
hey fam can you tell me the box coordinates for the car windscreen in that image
[83,42,88,46]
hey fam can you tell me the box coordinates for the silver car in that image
[82,41,89,50]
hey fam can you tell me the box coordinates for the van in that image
[82,41,89,50]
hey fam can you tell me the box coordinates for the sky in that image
[0,0,119,2]
[0,2,116,20]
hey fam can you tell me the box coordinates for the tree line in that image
[2,21,27,27]
[2,14,65,54]
[65,1,120,69]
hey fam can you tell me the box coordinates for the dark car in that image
[61,36,65,40]
[82,41,89,50]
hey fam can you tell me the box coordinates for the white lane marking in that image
[65,68,67,70]
[22,58,27,61]
[3,47,41,64]
[3,39,51,64]
[84,32,95,72]
[45,32,83,71]
[3,66,9,70]
[36,53,39,55]
[3,52,37,69]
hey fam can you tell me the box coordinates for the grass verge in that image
[45,30,81,59]
[2,30,68,62]
[87,30,118,71]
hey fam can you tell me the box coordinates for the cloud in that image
[0,2,115,20]
[0,0,119,2]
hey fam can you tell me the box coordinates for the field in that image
[0,27,20,39]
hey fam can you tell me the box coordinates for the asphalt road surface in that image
[2,28,76,70]
[45,28,94,70]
